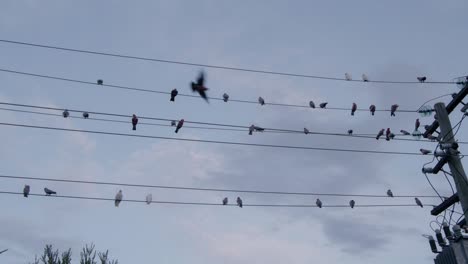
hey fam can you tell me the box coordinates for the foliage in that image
[29,244,117,264]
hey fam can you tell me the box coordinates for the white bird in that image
[115,190,123,207]
[237,197,243,208]
[222,197,228,205]
[309,101,316,108]
[304,128,310,134]
[415,197,423,208]
[258,97,265,106]
[223,93,229,102]
[23,185,30,197]
[387,189,394,197]
[62,110,69,118]
[145,193,152,205]
[362,74,369,82]
[345,73,352,81]
[44,188,56,196]
[349,200,355,208]
[316,198,322,208]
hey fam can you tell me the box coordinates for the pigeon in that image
[23,185,30,197]
[115,190,123,207]
[415,197,423,208]
[348,129,353,135]
[316,198,322,208]
[351,103,357,116]
[236,197,243,208]
[417,76,427,83]
[175,119,184,133]
[345,73,352,81]
[309,101,316,108]
[376,129,384,140]
[249,125,255,135]
[349,200,355,209]
[258,97,265,106]
[362,74,369,82]
[97,79,103,85]
[387,189,394,197]
[319,102,328,108]
[385,128,391,141]
[390,104,399,117]
[82,112,89,119]
[420,148,431,155]
[191,72,209,102]
[400,130,411,136]
[146,194,152,205]
[171,120,176,126]
[223,93,229,102]
[132,114,138,130]
[415,119,420,131]
[369,105,376,116]
[170,89,178,102]
[222,197,228,205]
[62,110,69,118]
[304,128,310,135]
[44,188,56,196]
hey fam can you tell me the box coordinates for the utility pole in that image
[434,102,468,221]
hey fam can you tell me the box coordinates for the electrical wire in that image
[0,174,440,198]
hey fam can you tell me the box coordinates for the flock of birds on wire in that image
[20,185,425,209]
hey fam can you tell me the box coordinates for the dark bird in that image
[249,125,254,135]
[223,93,229,102]
[171,120,176,126]
[348,129,353,135]
[222,197,228,205]
[44,188,56,196]
[237,197,243,208]
[23,185,30,197]
[319,102,328,109]
[115,190,123,207]
[62,110,69,118]
[390,104,399,117]
[389,133,395,140]
[400,130,411,136]
[258,97,265,106]
[170,89,178,102]
[349,200,355,209]
[175,119,184,133]
[191,72,209,102]
[369,105,376,116]
[304,128,310,135]
[376,129,384,140]
[385,128,391,141]
[351,103,357,116]
[132,114,138,131]
[253,126,265,132]
[415,119,421,131]
[387,189,394,197]
[97,79,103,85]
[309,101,316,108]
[82,112,89,119]
[415,197,423,208]
[417,76,427,83]
[420,149,431,155]
[316,198,322,208]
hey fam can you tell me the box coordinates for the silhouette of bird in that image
[345,73,352,81]
[415,119,421,131]
[44,188,56,196]
[348,129,353,135]
[387,189,394,197]
[146,194,152,205]
[171,120,176,126]
[115,190,123,207]
[362,74,369,82]
[223,93,229,102]
[376,129,384,140]
[222,197,228,205]
[390,104,399,117]
[170,89,178,101]
[258,97,265,106]
[62,110,69,118]
[385,128,392,141]
[415,197,423,208]
[249,125,255,135]
[316,198,322,208]
[400,130,411,135]
[23,185,30,197]
[351,103,357,116]
[319,102,328,108]
[253,126,265,132]
[389,133,395,140]
[132,114,138,130]
[309,101,316,108]
[175,119,184,133]
[417,76,427,83]
[420,149,431,155]
[82,112,89,119]
[97,79,103,85]
[304,128,310,135]
[369,105,376,116]
[237,197,243,208]
[191,72,209,102]
[349,200,355,209]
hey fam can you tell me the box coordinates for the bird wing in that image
[199,90,209,102]
[197,72,205,86]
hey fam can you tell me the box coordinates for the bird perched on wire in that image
[389,133,395,140]
[390,104,399,117]
[249,125,255,135]
[171,120,176,126]
[345,73,352,81]
[23,185,30,198]
[222,197,228,205]
[258,97,265,106]
[304,128,310,135]
[420,149,431,155]
[237,197,243,208]
[253,125,264,132]
[351,103,357,116]
[62,110,69,118]
[223,93,229,102]
[376,129,384,140]
[146,194,152,205]
[319,102,328,109]
[348,129,353,135]
[115,190,123,207]
[362,74,369,82]
[415,197,423,208]
[349,200,355,209]
[369,105,376,116]
[415,118,421,131]
[132,114,138,131]
[191,72,209,102]
[44,188,56,196]
[387,189,394,197]
[97,79,103,85]
[316,198,322,208]
[175,119,184,133]
[82,112,89,119]
[385,128,392,141]
[170,89,178,102]
[309,101,315,108]
[417,76,427,83]
[400,130,411,136]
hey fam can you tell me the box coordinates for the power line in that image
[0,174,440,198]
[0,39,456,84]
[0,68,419,112]
[0,191,432,208]
[0,121,427,156]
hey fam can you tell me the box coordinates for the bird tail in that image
[132,125,136,130]
[191,82,196,91]
[170,97,174,102]
[51,191,56,195]
[175,128,179,133]
[24,194,27,197]
[351,112,354,116]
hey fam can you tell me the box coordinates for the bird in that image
[390,104,399,117]
[376,129,384,140]
[351,103,357,116]
[170,89,178,102]
[417,76,427,83]
[319,102,328,108]
[146,193,152,205]
[249,125,255,135]
[97,79,103,85]
[420,149,431,155]
[389,133,395,140]
[309,101,316,108]
[415,119,420,131]
[349,200,355,209]
[171,120,176,126]
[223,93,229,102]
[362,74,369,82]
[348,129,353,135]
[132,114,138,130]
[385,128,392,141]
[345,73,352,81]
[258,97,265,106]
[44,188,56,196]
[115,190,123,207]
[222,197,228,205]
[62,110,69,118]
[400,130,411,135]
[175,119,184,133]
[253,125,265,132]
[415,197,423,208]
[191,72,209,102]
[369,105,376,116]
[23,185,30,197]
[236,197,243,208]
[387,189,394,197]
[82,112,89,119]
[304,128,310,135]
[316,198,322,208]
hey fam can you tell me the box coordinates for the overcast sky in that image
[1,1,468,263]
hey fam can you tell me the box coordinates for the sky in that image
[1,1,468,263]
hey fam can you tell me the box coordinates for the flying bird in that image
[345,73,352,81]
[390,104,399,117]
[369,105,376,116]
[387,189,394,197]
[376,129,384,140]
[348,129,353,135]
[175,119,184,133]
[249,125,255,135]
[115,190,123,207]
[309,101,316,108]
[349,200,355,209]
[304,128,310,135]
[97,79,103,85]
[385,128,392,141]
[23,185,30,197]
[319,102,328,109]
[82,112,89,119]
[222,197,228,205]
[62,110,69,118]
[223,93,229,102]
[44,188,56,196]
[132,114,138,130]
[417,76,427,83]
[316,198,322,208]
[191,72,209,102]
[400,130,411,136]
[362,74,369,82]
[237,197,243,208]
[415,197,423,208]
[258,97,265,106]
[351,103,357,116]
[420,149,431,155]
[146,193,152,205]
[170,89,178,102]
